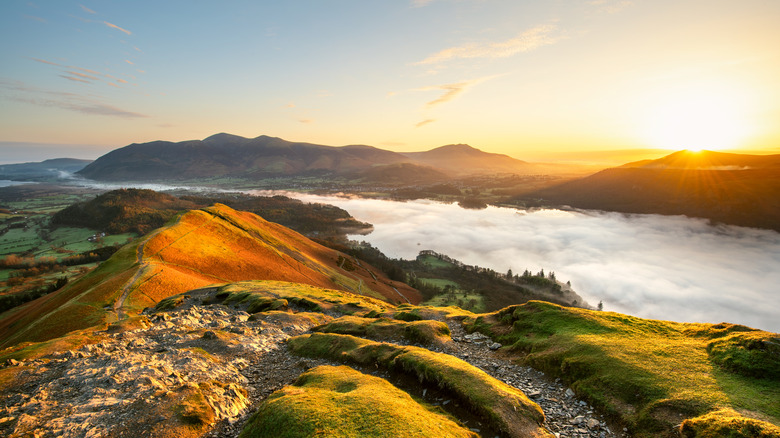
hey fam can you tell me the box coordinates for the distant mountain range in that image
[0,158,92,181]
[526,150,780,231]
[75,133,571,181]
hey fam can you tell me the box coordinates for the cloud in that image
[298,119,314,124]
[2,80,148,119]
[415,119,436,128]
[30,57,61,66]
[116,78,128,84]
[124,59,134,65]
[276,194,780,333]
[418,75,499,108]
[416,24,560,65]
[104,21,131,35]
[411,0,435,7]
[66,71,99,81]
[24,14,47,23]
[79,4,96,14]
[59,75,90,83]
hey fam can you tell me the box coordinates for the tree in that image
[506,268,513,280]
[597,301,603,311]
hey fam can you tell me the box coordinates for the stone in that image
[203,330,218,340]
[565,388,575,397]
[488,342,502,350]
[588,418,600,429]
[571,415,585,425]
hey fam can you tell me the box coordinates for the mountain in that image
[76,134,575,182]
[620,149,780,170]
[524,150,780,231]
[402,144,539,176]
[77,134,413,181]
[0,203,417,348]
[0,158,92,181]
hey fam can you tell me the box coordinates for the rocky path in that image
[1,300,628,438]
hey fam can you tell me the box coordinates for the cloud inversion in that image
[274,195,780,333]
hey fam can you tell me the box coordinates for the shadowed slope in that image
[526,150,780,231]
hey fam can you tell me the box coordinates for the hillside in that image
[51,188,371,238]
[0,158,92,181]
[77,133,414,181]
[402,144,539,176]
[0,204,777,437]
[524,150,780,231]
[75,133,586,183]
[0,204,417,348]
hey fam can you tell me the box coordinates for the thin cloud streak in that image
[79,4,96,14]
[416,119,436,128]
[2,80,148,119]
[104,21,132,35]
[417,24,560,65]
[59,75,90,83]
[418,75,500,108]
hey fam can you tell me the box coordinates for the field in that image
[418,278,486,312]
[0,186,136,313]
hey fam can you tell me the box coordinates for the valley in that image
[0,139,779,438]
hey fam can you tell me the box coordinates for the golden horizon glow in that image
[641,81,754,152]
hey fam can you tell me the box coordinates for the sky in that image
[2,0,780,164]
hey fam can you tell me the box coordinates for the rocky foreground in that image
[1,293,620,438]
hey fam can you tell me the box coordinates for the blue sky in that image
[2,0,779,163]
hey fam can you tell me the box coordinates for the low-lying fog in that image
[59,178,779,332]
[269,193,780,333]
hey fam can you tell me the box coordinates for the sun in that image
[641,83,753,152]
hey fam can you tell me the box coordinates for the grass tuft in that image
[288,332,551,438]
[238,365,478,438]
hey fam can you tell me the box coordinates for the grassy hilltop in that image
[0,202,777,438]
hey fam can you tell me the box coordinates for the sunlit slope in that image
[131,204,418,309]
[467,301,780,437]
[0,204,418,347]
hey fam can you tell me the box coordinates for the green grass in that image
[417,255,455,269]
[239,365,478,438]
[213,280,391,316]
[680,409,780,438]
[423,290,486,313]
[288,332,551,438]
[417,278,459,289]
[465,301,780,437]
[312,315,451,346]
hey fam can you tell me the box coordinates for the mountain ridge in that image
[524,149,780,231]
[76,133,556,181]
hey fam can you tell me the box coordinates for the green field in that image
[417,254,455,269]
[416,278,486,312]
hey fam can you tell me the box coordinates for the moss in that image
[706,332,780,379]
[239,365,478,438]
[155,295,188,311]
[680,409,780,438]
[312,316,451,346]
[463,300,780,437]
[288,333,550,438]
[394,310,423,322]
